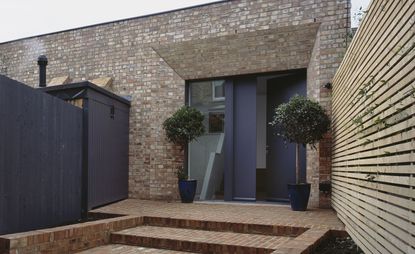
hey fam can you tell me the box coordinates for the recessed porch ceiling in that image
[152,23,320,80]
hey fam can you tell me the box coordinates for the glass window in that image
[188,80,226,200]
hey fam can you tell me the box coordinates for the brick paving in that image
[1,200,345,253]
[93,199,344,231]
[77,244,194,254]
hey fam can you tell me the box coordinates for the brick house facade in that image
[0,0,350,208]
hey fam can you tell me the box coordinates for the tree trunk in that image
[295,143,300,184]
[184,143,189,180]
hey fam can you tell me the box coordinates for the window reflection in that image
[190,80,225,133]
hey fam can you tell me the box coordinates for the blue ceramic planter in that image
[178,179,197,203]
[287,183,311,211]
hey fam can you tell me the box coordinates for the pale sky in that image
[0,0,370,43]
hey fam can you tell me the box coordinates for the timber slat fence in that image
[0,75,83,235]
[331,0,415,253]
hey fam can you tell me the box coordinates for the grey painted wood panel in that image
[0,75,82,235]
[41,82,130,210]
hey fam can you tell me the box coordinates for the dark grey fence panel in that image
[0,75,82,235]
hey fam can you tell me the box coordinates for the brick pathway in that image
[77,244,194,253]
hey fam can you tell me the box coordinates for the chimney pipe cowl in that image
[37,55,48,87]
[37,55,48,65]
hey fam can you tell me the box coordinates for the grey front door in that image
[266,73,306,201]
[224,77,257,201]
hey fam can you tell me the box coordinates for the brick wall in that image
[0,0,349,207]
[0,215,142,253]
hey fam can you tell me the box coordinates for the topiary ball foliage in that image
[163,106,205,149]
[270,95,330,148]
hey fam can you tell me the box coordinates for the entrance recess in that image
[189,70,307,202]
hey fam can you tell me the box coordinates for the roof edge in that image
[39,81,131,106]
[0,0,227,45]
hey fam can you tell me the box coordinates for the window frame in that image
[212,81,225,101]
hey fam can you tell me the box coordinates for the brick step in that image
[77,244,195,253]
[111,225,293,254]
[142,216,307,237]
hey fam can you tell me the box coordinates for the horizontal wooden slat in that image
[333,153,414,167]
[333,128,415,160]
[332,164,415,174]
[331,172,415,199]
[333,172,415,190]
[333,141,414,164]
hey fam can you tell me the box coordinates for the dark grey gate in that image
[42,82,130,211]
[0,75,82,235]
[266,73,306,201]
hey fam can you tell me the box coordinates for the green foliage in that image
[270,95,330,147]
[405,85,415,99]
[163,106,205,149]
[353,6,367,27]
[176,166,187,181]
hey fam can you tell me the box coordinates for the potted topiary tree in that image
[163,106,205,203]
[270,95,330,211]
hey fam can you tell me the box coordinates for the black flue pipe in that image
[37,55,48,87]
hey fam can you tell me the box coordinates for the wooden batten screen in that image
[331,0,415,253]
